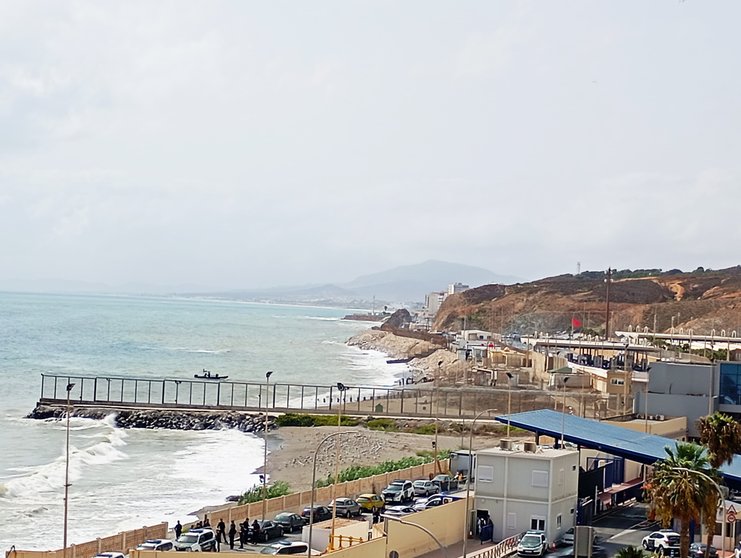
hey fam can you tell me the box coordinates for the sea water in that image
[0,292,401,550]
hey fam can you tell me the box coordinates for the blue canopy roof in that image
[496,409,741,487]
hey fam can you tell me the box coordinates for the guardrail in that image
[468,534,519,558]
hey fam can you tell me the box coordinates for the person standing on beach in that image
[217,518,226,544]
[228,520,237,550]
[174,520,182,540]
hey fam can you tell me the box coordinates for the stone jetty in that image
[27,404,273,433]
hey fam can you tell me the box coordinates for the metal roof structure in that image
[495,409,741,487]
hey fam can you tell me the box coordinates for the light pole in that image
[505,372,514,437]
[462,408,499,558]
[329,382,349,550]
[63,382,75,558]
[261,370,273,522]
[434,363,441,474]
[671,467,726,556]
[308,430,351,555]
[560,376,570,447]
[382,514,447,558]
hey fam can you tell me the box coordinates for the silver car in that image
[328,497,362,518]
[413,479,439,496]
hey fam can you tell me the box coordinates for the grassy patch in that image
[238,480,291,505]
[366,418,399,432]
[275,413,360,427]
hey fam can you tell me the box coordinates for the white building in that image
[425,291,446,316]
[472,441,579,544]
[448,282,470,295]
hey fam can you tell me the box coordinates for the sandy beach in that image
[264,424,503,492]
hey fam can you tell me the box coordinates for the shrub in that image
[315,450,450,487]
[237,480,291,504]
[366,418,399,431]
[275,413,360,427]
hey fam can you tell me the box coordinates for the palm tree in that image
[615,546,645,558]
[647,442,720,558]
[698,412,741,468]
[697,412,741,556]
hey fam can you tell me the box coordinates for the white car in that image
[136,539,174,551]
[95,554,125,558]
[517,531,547,557]
[174,528,217,552]
[642,530,681,555]
[382,480,414,503]
[383,505,417,517]
[260,542,321,555]
[412,494,447,511]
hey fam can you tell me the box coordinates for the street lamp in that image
[329,382,349,550]
[382,514,447,558]
[261,370,273,522]
[308,430,352,555]
[63,382,75,558]
[560,376,570,448]
[505,372,513,438]
[462,408,498,558]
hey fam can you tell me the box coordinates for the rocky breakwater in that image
[27,405,274,433]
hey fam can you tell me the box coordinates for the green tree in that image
[647,442,719,558]
[697,412,741,555]
[697,412,741,468]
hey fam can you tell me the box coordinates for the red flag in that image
[571,317,582,329]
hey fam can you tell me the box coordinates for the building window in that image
[610,378,625,386]
[507,513,517,530]
[556,515,562,528]
[479,465,494,482]
[720,362,741,406]
[530,517,546,531]
[532,470,549,487]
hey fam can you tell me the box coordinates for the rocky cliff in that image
[433,266,741,335]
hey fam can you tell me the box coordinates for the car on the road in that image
[136,539,174,551]
[431,474,458,492]
[559,528,575,546]
[328,497,362,518]
[642,530,681,556]
[689,543,719,558]
[382,480,414,503]
[412,494,448,511]
[253,520,284,543]
[383,505,417,517]
[550,545,607,558]
[94,554,125,558]
[274,512,305,533]
[517,530,548,557]
[413,479,439,496]
[301,505,333,523]
[356,493,385,513]
[260,542,321,555]
[174,528,217,552]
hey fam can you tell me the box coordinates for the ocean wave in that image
[1,418,127,500]
[302,316,340,321]
[167,347,232,354]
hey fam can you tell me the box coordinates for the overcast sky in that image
[1,1,739,291]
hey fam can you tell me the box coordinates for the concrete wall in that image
[8,461,446,558]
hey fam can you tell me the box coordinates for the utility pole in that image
[604,268,612,340]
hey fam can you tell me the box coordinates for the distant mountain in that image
[341,260,521,302]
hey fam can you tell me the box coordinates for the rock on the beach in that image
[347,329,436,359]
[26,405,271,433]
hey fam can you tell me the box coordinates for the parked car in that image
[260,542,321,555]
[382,480,415,503]
[412,494,448,511]
[174,528,217,552]
[356,493,385,513]
[136,539,174,551]
[431,474,458,492]
[253,520,284,543]
[550,545,607,558]
[689,543,718,558]
[517,530,547,557]
[301,505,333,523]
[328,497,362,518]
[383,505,417,517]
[413,479,439,496]
[274,512,305,533]
[94,554,125,558]
[642,530,681,556]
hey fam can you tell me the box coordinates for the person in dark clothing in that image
[251,519,261,543]
[174,520,182,540]
[203,515,211,528]
[217,519,226,544]
[239,520,249,548]
[228,520,237,550]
